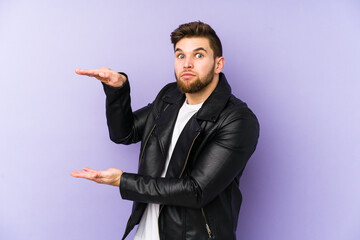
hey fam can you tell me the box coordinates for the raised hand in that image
[71,167,123,186]
[75,67,126,88]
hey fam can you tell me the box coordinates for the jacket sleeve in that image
[119,108,260,208]
[102,74,151,145]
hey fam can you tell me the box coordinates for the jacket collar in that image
[161,72,232,122]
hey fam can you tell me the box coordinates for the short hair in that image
[170,21,223,58]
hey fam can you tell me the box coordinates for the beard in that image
[175,65,215,94]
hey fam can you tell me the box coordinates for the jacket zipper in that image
[179,131,200,178]
[201,208,213,239]
[182,132,214,239]
[158,131,202,235]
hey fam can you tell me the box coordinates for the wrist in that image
[118,171,123,187]
[113,72,127,88]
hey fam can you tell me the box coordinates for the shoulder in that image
[223,95,258,122]
[153,82,183,105]
[218,95,259,137]
[156,82,178,98]
[215,96,260,146]
[147,82,182,116]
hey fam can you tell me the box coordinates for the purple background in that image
[1,1,359,239]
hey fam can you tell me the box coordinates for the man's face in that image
[174,37,217,93]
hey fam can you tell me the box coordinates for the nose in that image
[183,58,193,69]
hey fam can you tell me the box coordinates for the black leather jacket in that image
[103,73,259,240]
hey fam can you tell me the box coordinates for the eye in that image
[195,53,203,58]
[177,54,185,59]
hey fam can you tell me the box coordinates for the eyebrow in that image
[175,47,208,53]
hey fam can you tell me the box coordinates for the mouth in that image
[181,72,196,79]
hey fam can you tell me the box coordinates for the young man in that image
[72,21,259,240]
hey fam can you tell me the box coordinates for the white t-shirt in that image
[133,99,203,240]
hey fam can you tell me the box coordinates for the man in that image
[71,21,259,240]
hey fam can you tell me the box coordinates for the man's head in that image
[171,22,224,95]
[171,21,222,59]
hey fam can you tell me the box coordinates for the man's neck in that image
[185,74,219,105]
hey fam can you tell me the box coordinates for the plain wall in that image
[1,0,359,239]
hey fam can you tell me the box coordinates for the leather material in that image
[102,73,259,240]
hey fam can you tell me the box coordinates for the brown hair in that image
[170,21,223,58]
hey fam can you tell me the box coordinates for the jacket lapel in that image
[196,72,231,122]
[155,101,182,160]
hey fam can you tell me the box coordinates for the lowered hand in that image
[71,167,123,187]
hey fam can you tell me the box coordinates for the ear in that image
[214,57,225,74]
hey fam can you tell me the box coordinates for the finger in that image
[70,170,80,177]
[83,167,105,179]
[98,71,108,78]
[75,68,101,77]
[83,167,97,173]
[71,170,100,181]
[71,170,91,178]
[83,169,100,177]
[75,68,91,75]
[76,70,111,84]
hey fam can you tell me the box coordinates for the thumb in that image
[99,72,107,78]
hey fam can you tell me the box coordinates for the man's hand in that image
[75,67,126,88]
[71,167,123,187]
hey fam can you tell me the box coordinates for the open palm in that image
[71,167,123,186]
